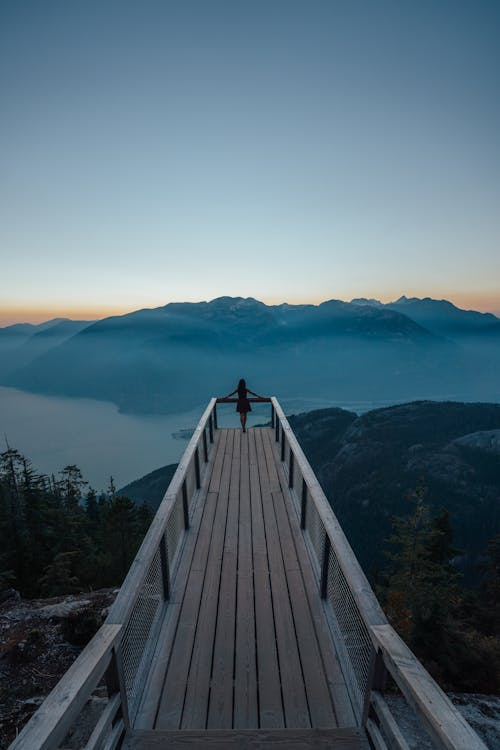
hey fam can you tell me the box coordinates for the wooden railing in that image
[9,398,219,750]
[270,397,487,750]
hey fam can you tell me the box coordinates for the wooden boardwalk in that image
[135,427,355,734]
[12,400,484,750]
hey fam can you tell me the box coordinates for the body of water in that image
[0,387,204,490]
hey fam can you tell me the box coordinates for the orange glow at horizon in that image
[1,291,500,327]
[0,304,132,327]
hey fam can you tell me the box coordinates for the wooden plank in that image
[233,430,258,728]
[261,429,337,728]
[101,719,124,750]
[179,430,235,729]
[10,624,121,750]
[155,432,233,729]
[255,429,310,729]
[135,432,227,729]
[262,429,356,727]
[371,624,488,750]
[208,429,241,728]
[209,427,229,493]
[370,691,411,750]
[127,727,369,749]
[366,719,389,750]
[248,429,284,729]
[85,693,121,750]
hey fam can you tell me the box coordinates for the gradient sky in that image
[1,0,499,325]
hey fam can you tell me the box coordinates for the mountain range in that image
[1,296,499,414]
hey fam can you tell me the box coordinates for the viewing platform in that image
[10,398,487,750]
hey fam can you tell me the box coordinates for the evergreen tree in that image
[0,448,152,596]
[39,551,80,596]
[382,487,460,665]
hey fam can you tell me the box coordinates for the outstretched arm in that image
[247,388,265,398]
[222,388,238,398]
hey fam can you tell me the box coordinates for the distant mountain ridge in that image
[351,296,500,338]
[1,296,499,414]
[0,318,92,377]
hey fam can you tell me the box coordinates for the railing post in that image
[209,413,214,443]
[300,478,307,529]
[202,428,208,462]
[288,448,294,488]
[159,533,170,600]
[280,425,286,462]
[320,533,331,599]
[271,404,275,428]
[105,647,130,730]
[362,648,387,726]
[182,480,190,529]
[194,446,201,489]
[275,416,280,442]
[213,402,218,429]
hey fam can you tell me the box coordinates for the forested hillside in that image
[289,400,500,583]
[0,450,152,598]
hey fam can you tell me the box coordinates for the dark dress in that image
[236,388,252,413]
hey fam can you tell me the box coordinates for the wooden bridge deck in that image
[135,427,355,733]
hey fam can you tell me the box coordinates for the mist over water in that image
[0,387,203,490]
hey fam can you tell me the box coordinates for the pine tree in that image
[38,551,80,596]
[382,487,460,660]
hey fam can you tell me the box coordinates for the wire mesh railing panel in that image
[326,544,374,714]
[120,547,165,718]
[185,461,197,513]
[166,492,185,567]
[291,453,300,494]
[290,472,301,517]
[305,497,325,573]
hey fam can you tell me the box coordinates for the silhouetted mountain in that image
[2,296,499,414]
[289,401,500,584]
[364,296,500,339]
[0,318,92,377]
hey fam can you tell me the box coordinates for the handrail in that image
[371,625,487,750]
[10,397,219,750]
[9,625,122,750]
[270,396,488,750]
[216,397,272,403]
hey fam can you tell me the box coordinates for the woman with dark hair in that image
[224,379,262,432]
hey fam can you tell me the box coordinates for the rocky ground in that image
[0,588,117,749]
[386,693,500,749]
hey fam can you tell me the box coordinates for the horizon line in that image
[1,292,500,327]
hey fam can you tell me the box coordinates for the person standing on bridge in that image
[224,379,262,432]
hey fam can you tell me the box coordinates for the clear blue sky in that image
[1,0,499,325]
